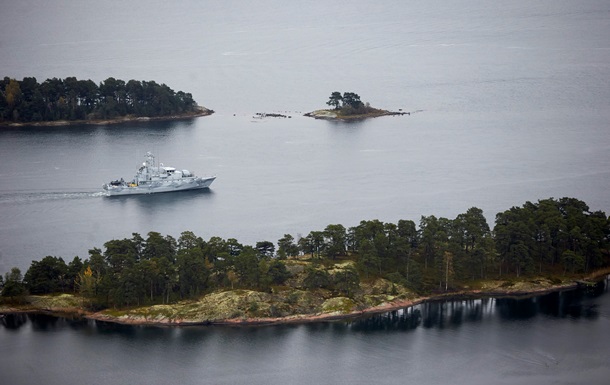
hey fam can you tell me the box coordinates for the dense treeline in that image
[1,197,609,308]
[0,76,200,123]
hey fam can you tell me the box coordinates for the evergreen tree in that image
[1,268,26,299]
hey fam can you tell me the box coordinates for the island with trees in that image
[1,197,609,325]
[305,91,410,120]
[0,76,212,127]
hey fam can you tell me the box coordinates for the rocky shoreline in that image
[88,282,582,327]
[0,106,213,128]
[3,272,607,327]
[304,108,410,121]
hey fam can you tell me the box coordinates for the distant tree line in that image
[1,197,609,307]
[0,76,200,123]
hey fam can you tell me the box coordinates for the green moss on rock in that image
[321,297,356,314]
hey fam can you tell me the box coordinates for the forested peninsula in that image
[1,197,609,326]
[0,76,212,127]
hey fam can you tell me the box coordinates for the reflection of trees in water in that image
[495,281,606,320]
[350,308,421,332]
[350,299,493,332]
[421,299,492,329]
[1,313,91,331]
[350,308,422,332]
[1,313,28,330]
[28,313,90,331]
[29,313,60,330]
[349,280,607,332]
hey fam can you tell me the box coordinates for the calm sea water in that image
[2,284,609,385]
[0,0,609,273]
[1,0,609,383]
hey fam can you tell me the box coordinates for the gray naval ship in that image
[103,152,215,196]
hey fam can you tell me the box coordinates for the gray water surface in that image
[1,0,609,271]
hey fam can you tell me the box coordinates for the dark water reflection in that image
[0,313,27,330]
[349,280,607,332]
[2,118,191,138]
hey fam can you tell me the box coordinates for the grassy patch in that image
[321,297,356,313]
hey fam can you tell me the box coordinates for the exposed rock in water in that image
[253,112,291,119]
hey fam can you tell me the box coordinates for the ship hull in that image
[104,176,215,196]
